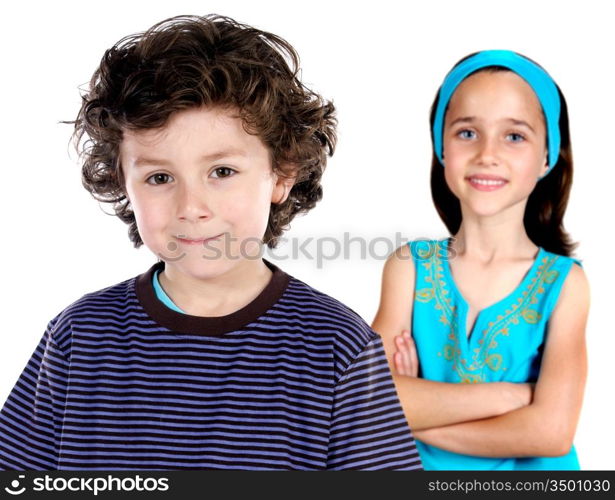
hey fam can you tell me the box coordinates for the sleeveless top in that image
[409,239,580,470]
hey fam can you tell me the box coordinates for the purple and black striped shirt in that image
[0,260,422,470]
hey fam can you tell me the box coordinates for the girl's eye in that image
[507,132,526,143]
[211,167,236,179]
[457,129,476,140]
[146,173,173,185]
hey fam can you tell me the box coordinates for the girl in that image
[372,50,589,470]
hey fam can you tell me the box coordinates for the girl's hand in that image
[510,383,535,409]
[393,329,419,377]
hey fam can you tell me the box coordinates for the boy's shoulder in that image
[283,272,379,347]
[46,265,382,366]
[64,275,136,314]
[45,274,139,348]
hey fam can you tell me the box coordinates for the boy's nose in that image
[176,184,213,221]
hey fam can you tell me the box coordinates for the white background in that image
[0,0,612,469]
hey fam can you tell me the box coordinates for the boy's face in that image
[120,106,292,281]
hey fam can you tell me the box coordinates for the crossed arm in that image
[371,246,589,458]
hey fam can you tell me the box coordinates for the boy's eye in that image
[507,132,526,143]
[457,129,476,140]
[210,167,236,179]
[146,173,173,185]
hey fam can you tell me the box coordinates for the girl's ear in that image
[538,152,550,179]
[271,164,297,204]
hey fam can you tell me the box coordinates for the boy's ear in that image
[271,165,297,204]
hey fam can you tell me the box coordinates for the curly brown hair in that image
[70,14,337,248]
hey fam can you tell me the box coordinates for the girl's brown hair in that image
[71,14,337,248]
[429,57,576,256]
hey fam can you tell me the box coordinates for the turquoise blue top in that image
[152,269,186,313]
[409,239,580,470]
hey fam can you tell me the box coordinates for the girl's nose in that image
[476,136,500,166]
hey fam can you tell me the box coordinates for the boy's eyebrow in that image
[132,149,247,167]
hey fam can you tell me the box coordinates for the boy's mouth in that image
[175,233,224,245]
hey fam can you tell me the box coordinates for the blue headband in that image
[432,50,561,172]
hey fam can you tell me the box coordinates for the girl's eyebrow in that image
[506,118,536,133]
[448,116,475,127]
[448,116,536,133]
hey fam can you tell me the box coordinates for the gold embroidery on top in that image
[414,241,560,384]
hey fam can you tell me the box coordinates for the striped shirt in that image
[0,260,422,470]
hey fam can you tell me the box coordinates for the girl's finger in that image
[393,351,406,376]
[405,331,420,377]
[395,334,411,376]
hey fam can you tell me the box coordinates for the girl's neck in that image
[452,214,538,263]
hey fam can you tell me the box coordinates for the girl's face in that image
[442,70,550,221]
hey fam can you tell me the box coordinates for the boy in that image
[0,14,421,470]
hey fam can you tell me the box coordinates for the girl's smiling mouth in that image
[466,175,508,191]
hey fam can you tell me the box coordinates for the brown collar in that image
[135,259,290,335]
